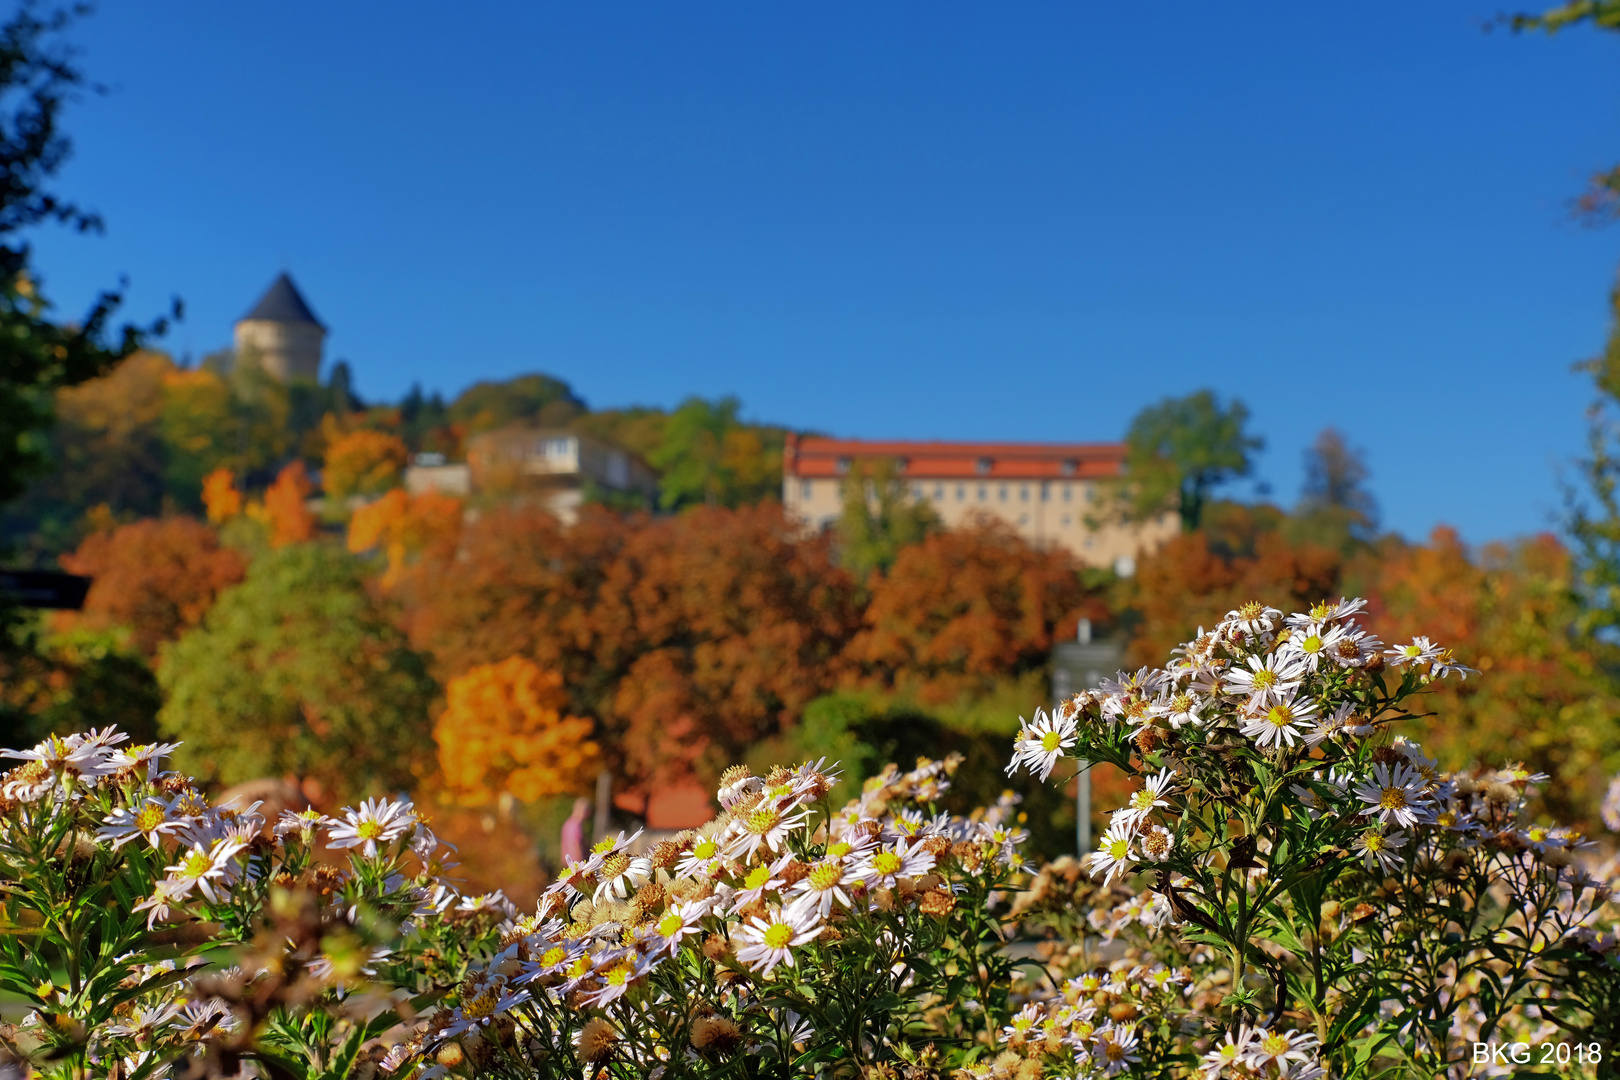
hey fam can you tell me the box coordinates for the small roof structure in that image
[239,273,324,328]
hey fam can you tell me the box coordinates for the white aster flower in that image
[1114,768,1177,830]
[1279,621,1342,672]
[735,906,821,977]
[652,898,713,956]
[593,848,654,902]
[852,837,936,889]
[1352,762,1435,829]
[1087,825,1137,885]
[1387,636,1442,667]
[1239,694,1319,749]
[274,807,331,842]
[1006,707,1078,782]
[1352,828,1407,874]
[1139,824,1176,862]
[785,857,856,921]
[98,796,186,850]
[325,797,417,857]
[162,837,248,905]
[1222,651,1305,707]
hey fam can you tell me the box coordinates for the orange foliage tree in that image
[347,488,464,587]
[323,428,409,502]
[200,467,242,524]
[259,461,316,548]
[58,517,247,657]
[434,656,600,806]
[844,520,1101,704]
[394,504,861,792]
[1124,504,1343,666]
[1354,528,1620,825]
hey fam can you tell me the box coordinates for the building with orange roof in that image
[782,435,1175,569]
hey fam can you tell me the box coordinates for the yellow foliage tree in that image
[348,487,464,587]
[323,427,409,502]
[434,657,600,806]
[201,467,243,524]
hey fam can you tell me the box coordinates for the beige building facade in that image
[783,435,1174,569]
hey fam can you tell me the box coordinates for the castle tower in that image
[234,273,326,382]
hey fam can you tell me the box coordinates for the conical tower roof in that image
[239,273,324,328]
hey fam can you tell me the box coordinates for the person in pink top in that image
[559,796,590,867]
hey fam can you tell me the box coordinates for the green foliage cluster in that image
[158,543,437,802]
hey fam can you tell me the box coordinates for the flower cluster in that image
[380,756,1029,1078]
[0,730,508,1079]
[1002,597,1620,1078]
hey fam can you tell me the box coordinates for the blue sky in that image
[24,1,1620,543]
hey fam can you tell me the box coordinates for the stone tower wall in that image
[234,319,325,382]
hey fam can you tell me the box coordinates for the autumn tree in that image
[393,503,861,792]
[844,520,1100,705]
[1107,390,1262,532]
[321,427,408,503]
[1353,528,1620,825]
[434,656,600,806]
[201,467,242,524]
[1124,502,1343,666]
[259,460,316,547]
[159,543,437,802]
[57,517,246,657]
[347,487,463,586]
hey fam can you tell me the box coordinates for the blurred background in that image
[4,0,1620,900]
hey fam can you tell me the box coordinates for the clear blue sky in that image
[24,1,1620,543]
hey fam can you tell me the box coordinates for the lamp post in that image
[1051,617,1121,858]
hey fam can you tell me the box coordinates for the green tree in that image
[835,457,940,580]
[158,543,437,801]
[0,5,174,510]
[647,396,785,509]
[1109,389,1263,532]
[447,372,586,435]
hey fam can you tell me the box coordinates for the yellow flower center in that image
[825,840,852,859]
[1040,730,1063,752]
[592,837,618,854]
[808,864,842,891]
[869,851,903,875]
[1301,634,1323,654]
[1379,788,1408,811]
[180,851,213,879]
[1260,1033,1290,1055]
[1106,838,1129,859]
[742,864,772,890]
[657,912,684,937]
[461,989,498,1021]
[135,805,166,832]
[762,923,795,949]
[605,961,633,987]
[1252,669,1278,690]
[745,808,781,836]
[692,839,718,860]
[1266,705,1292,727]
[540,946,567,967]
[601,853,631,878]
[355,820,386,841]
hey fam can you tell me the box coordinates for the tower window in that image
[976,457,992,476]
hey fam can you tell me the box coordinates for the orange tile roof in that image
[785,435,1125,481]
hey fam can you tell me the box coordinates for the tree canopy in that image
[1114,390,1262,532]
[158,543,437,802]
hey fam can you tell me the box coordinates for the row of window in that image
[800,479,1096,504]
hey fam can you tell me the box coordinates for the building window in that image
[934,483,945,500]
[978,484,987,501]
[976,457,992,476]
[1084,536,1094,549]
[1040,481,1050,502]
[911,484,924,499]
[1063,484,1072,502]
[1020,485,1029,502]
[1084,484,1095,504]
[837,457,852,474]
[544,437,573,459]
[1061,459,1077,477]
[801,480,812,501]
[957,484,966,501]
[999,484,1008,502]
[1061,514,1072,527]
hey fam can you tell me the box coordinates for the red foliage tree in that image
[843,520,1101,704]
[394,504,862,792]
[58,517,247,657]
